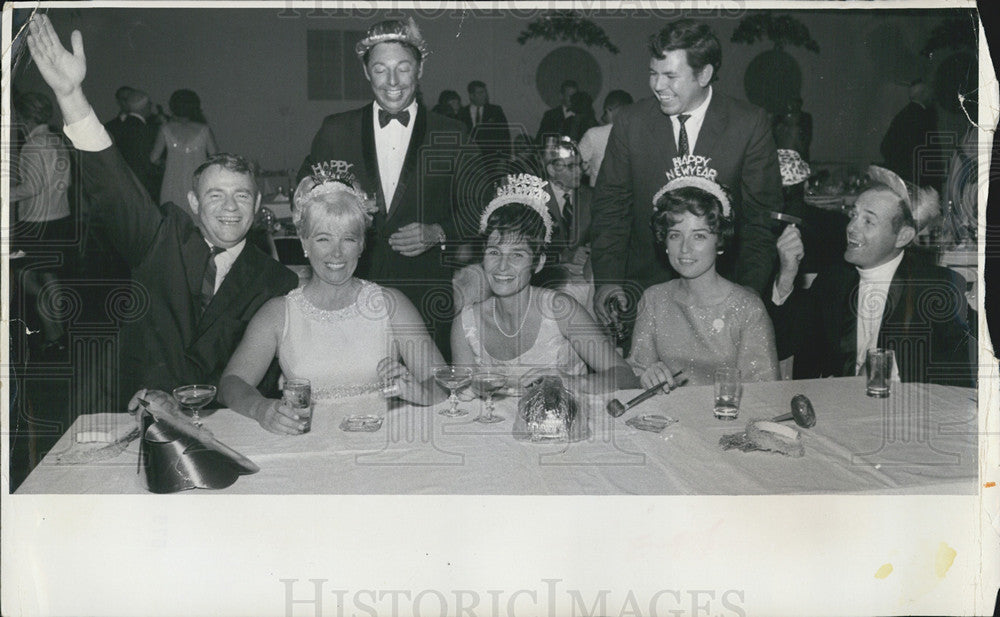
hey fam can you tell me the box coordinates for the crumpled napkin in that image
[720,419,804,457]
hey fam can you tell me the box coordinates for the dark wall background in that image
[10,7,977,172]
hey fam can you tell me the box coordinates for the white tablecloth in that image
[16,377,977,495]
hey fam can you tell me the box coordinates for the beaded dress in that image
[628,279,779,385]
[278,282,390,401]
[159,122,212,209]
[460,288,587,384]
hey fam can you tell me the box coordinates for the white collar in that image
[673,85,712,121]
[206,238,246,258]
[857,250,905,282]
[127,112,147,123]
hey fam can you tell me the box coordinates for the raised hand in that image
[26,14,86,97]
[775,224,805,296]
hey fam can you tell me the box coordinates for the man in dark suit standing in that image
[590,19,782,332]
[298,18,471,359]
[769,166,974,387]
[535,79,578,144]
[104,88,159,200]
[27,15,299,408]
[459,80,510,156]
[881,80,937,186]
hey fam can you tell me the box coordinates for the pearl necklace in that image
[493,288,532,338]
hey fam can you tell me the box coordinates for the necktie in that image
[378,108,410,128]
[474,106,481,127]
[562,191,574,239]
[201,245,226,313]
[676,114,691,157]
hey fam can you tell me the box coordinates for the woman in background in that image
[151,88,217,209]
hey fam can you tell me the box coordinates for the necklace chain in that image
[493,288,532,338]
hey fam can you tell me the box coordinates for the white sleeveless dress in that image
[278,282,392,401]
[460,289,587,385]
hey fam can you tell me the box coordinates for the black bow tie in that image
[378,108,411,128]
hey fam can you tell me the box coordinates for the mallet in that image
[606,371,685,418]
[771,394,817,428]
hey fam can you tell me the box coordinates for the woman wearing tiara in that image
[451,174,639,394]
[220,168,444,435]
[628,176,779,388]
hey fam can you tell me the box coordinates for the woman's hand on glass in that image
[253,398,306,435]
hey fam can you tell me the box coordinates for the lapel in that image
[196,245,257,337]
[880,252,910,337]
[545,184,567,243]
[838,268,861,376]
[694,93,726,161]
[386,104,428,222]
[360,104,387,219]
[647,102,677,170]
[183,229,210,314]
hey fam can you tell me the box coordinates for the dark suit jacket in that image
[105,114,160,201]
[80,145,298,408]
[459,103,510,156]
[535,184,593,288]
[535,106,572,144]
[297,103,472,354]
[768,251,975,387]
[880,101,938,185]
[590,94,783,296]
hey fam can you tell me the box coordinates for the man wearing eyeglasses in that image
[537,137,595,312]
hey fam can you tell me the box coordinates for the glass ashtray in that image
[339,415,384,432]
[625,414,677,433]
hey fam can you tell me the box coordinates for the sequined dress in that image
[460,288,587,384]
[278,282,391,401]
[159,122,212,209]
[628,280,779,386]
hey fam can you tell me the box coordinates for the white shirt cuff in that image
[771,283,793,306]
[62,108,113,152]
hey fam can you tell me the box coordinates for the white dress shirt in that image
[373,100,417,211]
[670,86,712,154]
[207,239,246,293]
[578,123,612,187]
[470,104,481,127]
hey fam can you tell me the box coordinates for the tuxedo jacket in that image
[80,146,298,408]
[105,115,160,201]
[590,94,783,296]
[458,103,510,155]
[768,251,975,387]
[297,104,472,353]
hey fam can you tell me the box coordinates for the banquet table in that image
[15,377,978,495]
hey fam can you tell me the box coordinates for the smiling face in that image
[844,188,915,269]
[302,205,365,287]
[482,231,539,297]
[649,49,711,116]
[188,165,259,249]
[364,42,422,114]
[664,211,719,280]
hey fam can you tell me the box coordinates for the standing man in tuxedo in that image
[298,18,471,359]
[881,80,938,186]
[590,19,782,333]
[104,88,159,200]
[25,15,298,409]
[535,79,578,144]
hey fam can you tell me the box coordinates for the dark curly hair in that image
[169,89,207,123]
[481,203,547,267]
[651,185,734,251]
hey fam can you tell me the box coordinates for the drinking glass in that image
[433,366,473,417]
[865,349,894,398]
[172,384,217,428]
[471,371,507,424]
[713,368,742,420]
[282,378,313,432]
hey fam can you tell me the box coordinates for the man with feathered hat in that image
[769,166,975,386]
[297,18,471,360]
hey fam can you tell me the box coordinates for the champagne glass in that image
[433,366,473,417]
[471,371,507,424]
[172,384,217,427]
